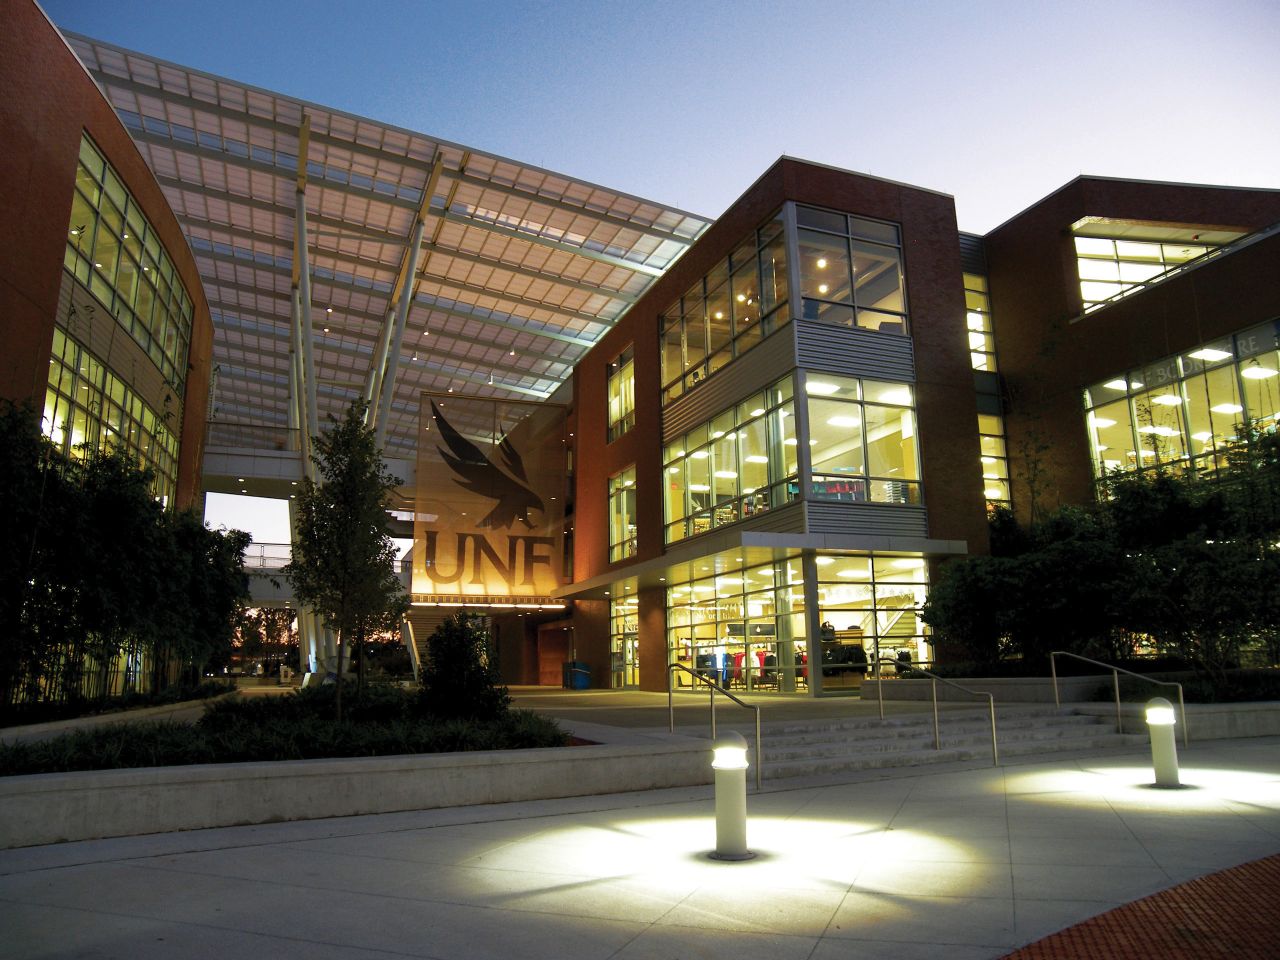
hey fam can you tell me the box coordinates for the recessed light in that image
[1188,348,1232,362]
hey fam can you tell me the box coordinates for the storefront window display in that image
[806,373,921,504]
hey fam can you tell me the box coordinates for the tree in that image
[420,613,510,720]
[286,399,408,719]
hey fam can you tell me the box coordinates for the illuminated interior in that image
[1084,319,1280,482]
[606,345,635,443]
[798,205,907,334]
[608,465,638,563]
[977,413,1011,510]
[660,209,788,404]
[963,272,998,372]
[1072,218,1244,314]
[43,326,180,503]
[65,135,194,392]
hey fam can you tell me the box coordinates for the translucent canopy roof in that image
[67,34,710,457]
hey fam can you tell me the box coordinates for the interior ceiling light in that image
[1103,379,1129,390]
[805,381,840,395]
[1090,417,1117,428]
[1242,366,1278,380]
[816,258,828,269]
[1151,395,1182,406]
[1211,403,1243,414]
[1188,348,1232,362]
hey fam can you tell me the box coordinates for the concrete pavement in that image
[2,735,1277,959]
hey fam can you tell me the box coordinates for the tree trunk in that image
[356,624,366,697]
[333,630,345,722]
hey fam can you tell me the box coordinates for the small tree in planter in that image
[420,613,510,720]
[287,399,407,720]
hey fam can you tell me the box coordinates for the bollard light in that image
[1146,696,1181,788]
[710,730,754,861]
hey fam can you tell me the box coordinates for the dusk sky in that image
[45,0,1280,233]
[42,0,1279,540]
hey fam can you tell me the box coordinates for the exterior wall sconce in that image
[1146,697,1181,788]
[710,731,754,861]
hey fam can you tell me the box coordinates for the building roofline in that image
[984,173,1280,238]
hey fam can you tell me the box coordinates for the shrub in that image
[419,613,510,720]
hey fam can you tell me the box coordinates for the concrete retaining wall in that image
[0,740,713,849]
[1075,701,1280,742]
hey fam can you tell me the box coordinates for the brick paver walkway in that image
[1001,853,1280,959]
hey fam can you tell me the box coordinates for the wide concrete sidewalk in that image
[1,736,1277,959]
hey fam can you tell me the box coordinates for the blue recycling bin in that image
[562,661,590,689]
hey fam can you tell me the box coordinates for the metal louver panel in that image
[806,502,929,537]
[795,321,915,382]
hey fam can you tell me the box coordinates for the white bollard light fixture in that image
[710,730,755,861]
[1146,697,1181,788]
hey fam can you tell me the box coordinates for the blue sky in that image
[43,0,1280,539]
[46,0,1280,232]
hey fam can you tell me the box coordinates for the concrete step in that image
[757,708,1149,780]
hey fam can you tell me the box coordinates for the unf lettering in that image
[420,531,557,588]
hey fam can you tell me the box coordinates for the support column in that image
[801,550,822,696]
[374,216,426,448]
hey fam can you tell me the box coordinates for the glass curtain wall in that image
[667,558,807,692]
[608,466,638,562]
[664,378,796,543]
[665,551,929,695]
[797,206,907,334]
[609,598,639,687]
[606,345,635,442]
[659,209,788,404]
[815,555,929,687]
[1085,322,1280,482]
[64,136,194,391]
[43,327,180,503]
[806,374,921,504]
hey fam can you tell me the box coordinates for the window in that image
[43,327,180,504]
[608,466,637,562]
[797,206,907,335]
[606,345,635,442]
[806,374,921,504]
[664,378,796,543]
[659,210,788,404]
[1072,223,1241,314]
[1084,321,1280,485]
[977,414,1010,510]
[815,554,929,684]
[963,273,997,372]
[609,598,639,688]
[64,136,195,392]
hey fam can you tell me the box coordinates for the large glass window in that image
[667,557,807,692]
[608,466,637,562]
[798,205,907,335]
[977,413,1011,510]
[664,378,795,543]
[64,136,194,391]
[606,345,635,442]
[806,374,921,504]
[815,554,929,688]
[963,272,997,371]
[43,327,180,504]
[659,210,787,404]
[1073,225,1241,314]
[1084,321,1280,484]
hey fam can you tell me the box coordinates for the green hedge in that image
[0,687,568,776]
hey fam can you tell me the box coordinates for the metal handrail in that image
[667,663,763,791]
[872,657,999,766]
[1050,651,1188,746]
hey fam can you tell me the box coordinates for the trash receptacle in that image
[562,661,590,689]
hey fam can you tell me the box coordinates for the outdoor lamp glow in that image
[1146,697,1181,788]
[710,731,754,861]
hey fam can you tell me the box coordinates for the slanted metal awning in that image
[67,34,711,458]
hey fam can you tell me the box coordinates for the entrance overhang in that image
[555,531,970,601]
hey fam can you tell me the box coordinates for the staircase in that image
[760,706,1149,780]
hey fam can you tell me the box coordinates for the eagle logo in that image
[430,400,545,530]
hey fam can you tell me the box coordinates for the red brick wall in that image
[986,177,1280,512]
[0,0,212,510]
